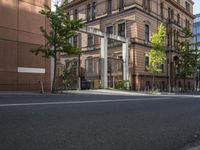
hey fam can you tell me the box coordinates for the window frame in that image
[106,25,114,44]
[119,0,124,11]
[144,24,150,43]
[92,2,96,20]
[117,22,126,37]
[107,0,112,15]
[144,55,149,71]
[87,4,91,21]
[87,34,94,48]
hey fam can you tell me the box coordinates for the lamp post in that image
[198,69,200,92]
[78,54,81,90]
[168,46,172,94]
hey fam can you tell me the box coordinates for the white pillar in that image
[101,35,108,89]
[122,39,129,81]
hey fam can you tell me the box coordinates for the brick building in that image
[63,0,194,91]
[0,0,51,91]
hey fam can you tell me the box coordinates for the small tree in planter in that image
[148,24,166,90]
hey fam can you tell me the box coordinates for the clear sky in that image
[193,0,200,15]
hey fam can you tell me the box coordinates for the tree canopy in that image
[31,1,83,92]
[148,24,166,89]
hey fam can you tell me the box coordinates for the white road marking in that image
[0,97,171,107]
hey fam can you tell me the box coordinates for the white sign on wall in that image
[17,67,46,74]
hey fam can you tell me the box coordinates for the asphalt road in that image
[0,93,200,150]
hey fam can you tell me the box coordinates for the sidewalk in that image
[65,89,200,97]
[65,89,147,96]
[0,91,46,95]
[0,89,199,97]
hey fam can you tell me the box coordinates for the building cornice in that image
[166,0,194,19]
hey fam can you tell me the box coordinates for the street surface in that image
[0,93,200,150]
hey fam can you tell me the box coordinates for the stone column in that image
[101,35,108,89]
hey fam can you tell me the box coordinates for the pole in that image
[195,23,198,91]
[169,46,171,94]
[100,35,108,89]
[78,54,81,90]
[198,69,200,92]
[122,40,129,81]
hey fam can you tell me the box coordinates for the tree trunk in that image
[183,77,186,92]
[52,56,57,93]
[152,75,155,91]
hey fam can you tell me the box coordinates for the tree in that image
[176,28,200,91]
[148,24,166,90]
[31,1,83,92]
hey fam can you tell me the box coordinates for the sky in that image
[193,0,200,15]
[51,0,61,11]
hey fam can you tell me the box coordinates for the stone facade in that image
[63,0,194,91]
[0,0,51,91]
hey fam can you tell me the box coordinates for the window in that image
[160,64,164,72]
[145,56,149,70]
[143,0,151,11]
[185,1,190,12]
[160,2,163,19]
[106,26,113,44]
[144,24,150,42]
[86,58,93,73]
[86,58,99,73]
[174,29,176,47]
[74,9,78,20]
[167,34,170,46]
[185,19,190,29]
[119,0,124,11]
[167,8,174,21]
[107,0,112,15]
[117,56,122,71]
[88,34,94,47]
[177,13,180,25]
[177,31,179,41]
[92,2,96,20]
[171,9,174,20]
[73,35,78,47]
[69,37,73,44]
[168,8,171,20]
[118,23,125,37]
[93,59,99,74]
[87,4,91,21]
